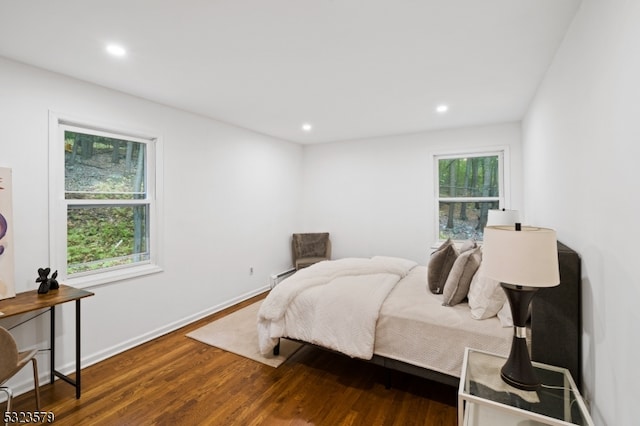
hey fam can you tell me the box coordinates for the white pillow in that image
[497,300,513,327]
[467,262,506,320]
[459,239,478,253]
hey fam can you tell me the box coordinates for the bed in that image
[257,242,582,389]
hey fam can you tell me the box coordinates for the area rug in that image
[186,300,303,368]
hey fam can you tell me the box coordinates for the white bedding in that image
[257,256,417,358]
[374,265,512,377]
[258,258,513,379]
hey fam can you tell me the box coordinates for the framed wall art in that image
[0,167,15,300]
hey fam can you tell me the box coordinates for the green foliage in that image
[64,130,148,274]
[437,155,501,241]
[438,156,499,197]
[67,207,145,273]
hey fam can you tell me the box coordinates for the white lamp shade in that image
[487,209,520,226]
[482,225,560,288]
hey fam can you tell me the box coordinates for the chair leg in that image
[31,358,41,411]
[1,386,13,426]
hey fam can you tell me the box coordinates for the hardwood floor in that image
[6,294,458,425]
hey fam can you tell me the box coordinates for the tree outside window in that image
[436,152,504,241]
[65,130,149,274]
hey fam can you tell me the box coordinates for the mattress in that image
[374,265,512,378]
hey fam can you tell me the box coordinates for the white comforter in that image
[257,256,417,359]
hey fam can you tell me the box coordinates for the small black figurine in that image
[36,267,59,294]
[49,270,59,290]
[36,267,50,293]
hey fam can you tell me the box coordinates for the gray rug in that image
[186,300,303,368]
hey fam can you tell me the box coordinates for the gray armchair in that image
[292,233,331,270]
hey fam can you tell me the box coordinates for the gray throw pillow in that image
[442,246,482,306]
[427,239,458,294]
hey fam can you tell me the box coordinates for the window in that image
[49,113,162,287]
[435,149,507,242]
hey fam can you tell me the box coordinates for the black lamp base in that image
[501,335,540,391]
[500,283,540,391]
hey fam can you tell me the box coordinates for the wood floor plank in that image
[5,294,458,425]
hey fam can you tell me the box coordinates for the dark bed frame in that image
[274,241,583,391]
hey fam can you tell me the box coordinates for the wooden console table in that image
[0,285,94,398]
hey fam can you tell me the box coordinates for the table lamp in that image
[487,209,520,227]
[482,224,560,390]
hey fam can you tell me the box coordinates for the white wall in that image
[523,0,639,424]
[0,57,303,392]
[301,123,523,263]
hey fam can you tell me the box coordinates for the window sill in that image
[64,263,164,289]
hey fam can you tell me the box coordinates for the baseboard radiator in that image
[269,268,296,288]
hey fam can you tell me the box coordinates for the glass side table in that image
[458,348,594,426]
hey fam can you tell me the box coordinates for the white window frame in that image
[48,111,163,288]
[432,146,510,242]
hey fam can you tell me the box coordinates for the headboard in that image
[530,241,582,390]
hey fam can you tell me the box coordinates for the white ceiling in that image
[0,0,580,144]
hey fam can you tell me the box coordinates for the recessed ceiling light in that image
[106,44,126,57]
[436,105,449,113]
[302,123,312,132]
